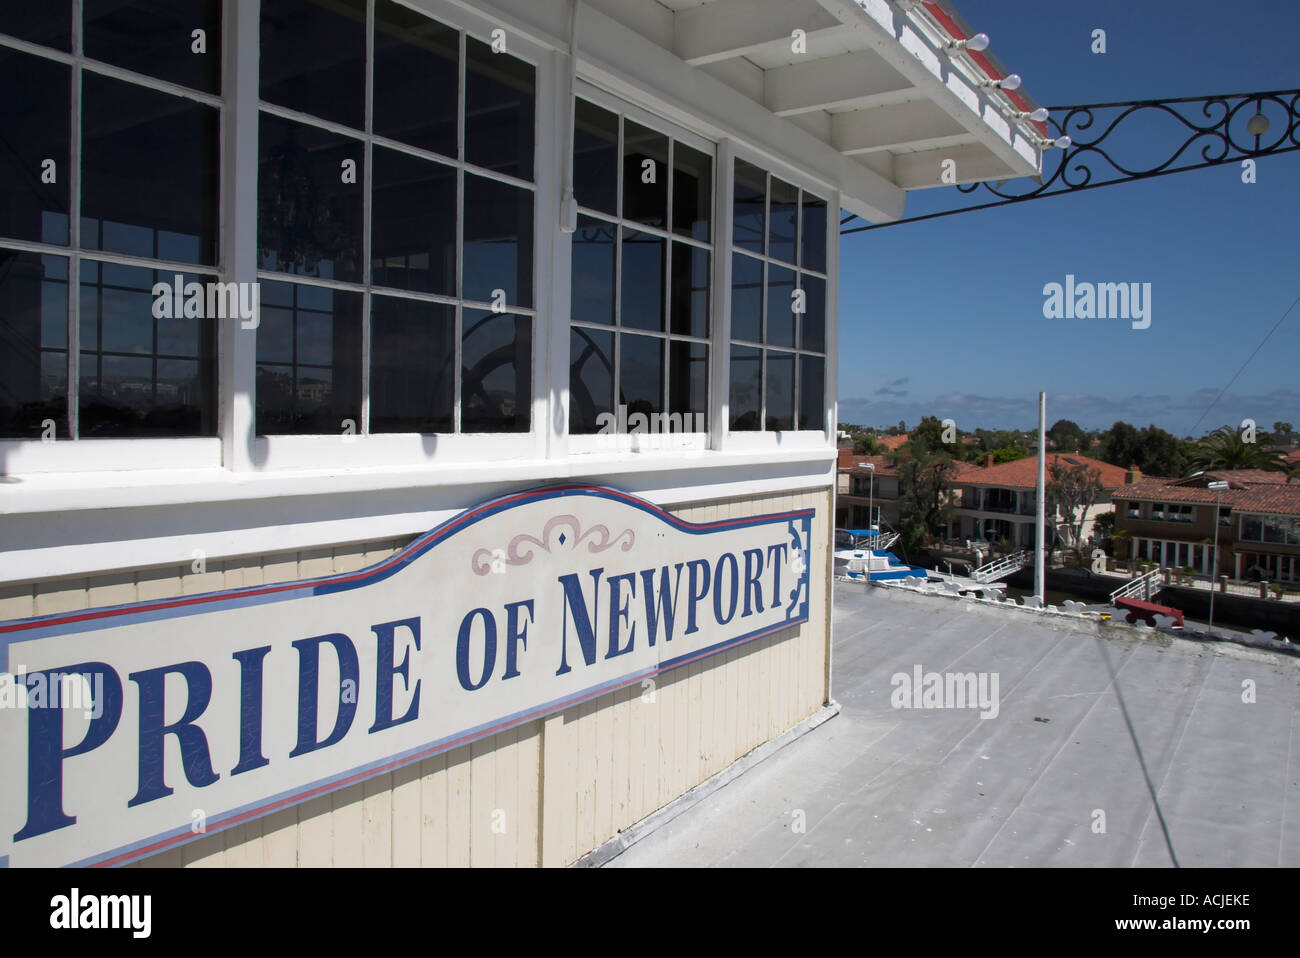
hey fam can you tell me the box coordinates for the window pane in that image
[766,264,795,347]
[730,253,761,343]
[801,190,827,272]
[370,147,456,295]
[463,173,533,308]
[620,228,664,332]
[573,99,618,217]
[464,37,535,181]
[799,273,825,352]
[79,265,216,437]
[669,341,707,425]
[369,294,454,433]
[619,332,662,419]
[255,282,362,434]
[0,49,70,244]
[672,142,711,242]
[260,0,366,129]
[373,0,458,156]
[569,327,613,435]
[0,251,68,438]
[670,243,709,338]
[82,74,219,265]
[733,159,765,253]
[461,309,531,432]
[799,355,824,431]
[258,114,364,282]
[84,0,223,94]
[728,344,760,431]
[765,350,794,431]
[768,176,797,264]
[572,215,614,325]
[1,3,72,50]
[1242,516,1262,540]
[622,121,667,228]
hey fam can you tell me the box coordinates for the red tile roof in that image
[1116,469,1300,517]
[958,453,1129,491]
[877,433,910,451]
[837,451,898,476]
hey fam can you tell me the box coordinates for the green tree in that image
[852,435,878,456]
[1188,425,1289,472]
[1099,421,1187,476]
[1047,418,1087,453]
[898,451,960,538]
[1046,460,1105,564]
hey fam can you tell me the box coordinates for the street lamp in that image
[1207,480,1229,635]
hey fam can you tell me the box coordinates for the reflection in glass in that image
[85,0,223,94]
[370,147,456,295]
[622,121,668,228]
[730,253,761,343]
[573,99,618,216]
[669,341,707,424]
[260,0,366,129]
[82,73,219,265]
[79,264,216,437]
[569,327,614,434]
[619,332,663,420]
[768,176,798,264]
[462,309,531,432]
[766,264,795,347]
[729,345,760,431]
[258,114,364,282]
[572,215,615,325]
[670,244,709,338]
[799,274,825,352]
[0,50,69,245]
[463,173,533,307]
[369,294,454,433]
[465,37,535,181]
[799,356,824,431]
[672,142,711,242]
[765,350,794,431]
[801,191,827,272]
[733,159,765,253]
[0,251,68,438]
[620,228,664,331]
[373,0,458,156]
[255,281,362,434]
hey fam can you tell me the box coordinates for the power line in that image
[1190,290,1300,435]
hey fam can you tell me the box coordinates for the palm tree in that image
[1187,425,1288,473]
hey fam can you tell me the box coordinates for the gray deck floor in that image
[606,582,1300,867]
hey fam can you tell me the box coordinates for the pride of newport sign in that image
[0,485,812,867]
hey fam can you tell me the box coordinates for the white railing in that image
[971,550,1030,583]
[1110,568,1163,603]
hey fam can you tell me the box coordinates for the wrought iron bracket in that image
[841,89,1300,233]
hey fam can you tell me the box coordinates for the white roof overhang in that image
[427,0,1046,222]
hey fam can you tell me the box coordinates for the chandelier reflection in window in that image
[258,126,359,279]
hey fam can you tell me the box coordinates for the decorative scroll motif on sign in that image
[471,514,636,576]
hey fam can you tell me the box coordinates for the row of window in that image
[1239,515,1300,546]
[0,1,831,442]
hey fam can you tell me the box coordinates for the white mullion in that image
[612,114,624,410]
[663,137,674,412]
[361,0,375,436]
[67,0,83,441]
[454,28,466,435]
[81,59,224,110]
[538,48,566,460]
[710,139,734,450]
[824,188,840,443]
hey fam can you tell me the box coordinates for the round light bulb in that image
[966,33,989,52]
[1029,107,1050,123]
[1000,73,1022,91]
[1053,135,1072,149]
[1246,112,1270,136]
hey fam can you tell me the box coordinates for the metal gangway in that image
[971,550,1031,583]
[1109,568,1164,604]
[837,528,899,552]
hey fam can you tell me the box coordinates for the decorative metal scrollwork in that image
[841,89,1300,233]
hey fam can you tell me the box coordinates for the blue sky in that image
[837,0,1300,437]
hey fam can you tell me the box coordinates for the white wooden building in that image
[0,0,1043,867]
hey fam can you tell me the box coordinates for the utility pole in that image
[1035,392,1046,604]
